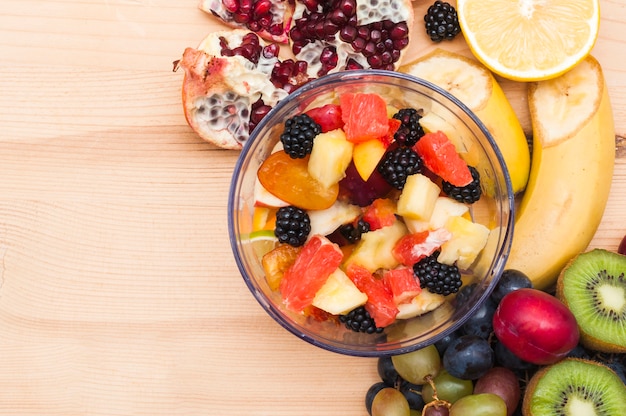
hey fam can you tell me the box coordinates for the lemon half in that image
[457,0,600,81]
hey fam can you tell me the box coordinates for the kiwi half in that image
[556,249,626,353]
[523,358,626,416]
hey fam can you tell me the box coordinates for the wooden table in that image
[0,1,624,414]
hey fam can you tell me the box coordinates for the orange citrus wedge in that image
[457,0,600,81]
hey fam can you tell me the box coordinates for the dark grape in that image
[443,335,494,380]
[378,356,401,387]
[566,343,591,360]
[491,269,532,304]
[454,283,477,307]
[461,298,496,339]
[434,331,461,356]
[618,234,626,255]
[400,380,425,410]
[366,382,388,415]
[493,341,537,371]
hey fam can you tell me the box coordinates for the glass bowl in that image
[228,69,514,357]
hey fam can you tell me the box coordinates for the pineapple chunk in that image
[396,290,446,319]
[438,216,490,269]
[312,268,368,315]
[308,129,354,189]
[396,174,440,221]
[345,220,408,273]
[307,200,361,239]
[429,197,469,229]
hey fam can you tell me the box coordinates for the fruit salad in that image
[250,91,492,333]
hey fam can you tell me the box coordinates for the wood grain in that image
[0,0,624,415]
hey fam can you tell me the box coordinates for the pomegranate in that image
[199,0,293,43]
[174,30,310,149]
[289,0,414,77]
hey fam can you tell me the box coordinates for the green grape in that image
[449,393,507,416]
[422,369,474,404]
[371,387,410,416]
[391,345,441,385]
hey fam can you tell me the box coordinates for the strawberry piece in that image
[306,104,344,132]
[346,263,399,328]
[280,235,343,312]
[383,267,422,305]
[413,131,473,186]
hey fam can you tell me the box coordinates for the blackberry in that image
[424,1,462,42]
[442,166,482,204]
[274,206,311,247]
[339,306,384,334]
[339,218,371,244]
[392,108,425,147]
[280,114,321,158]
[414,251,463,295]
[377,147,423,190]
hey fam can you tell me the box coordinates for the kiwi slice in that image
[523,358,626,416]
[556,249,626,353]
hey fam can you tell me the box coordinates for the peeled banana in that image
[399,49,530,194]
[505,55,615,291]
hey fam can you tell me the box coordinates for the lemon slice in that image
[244,230,279,258]
[457,0,600,81]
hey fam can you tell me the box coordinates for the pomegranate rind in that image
[177,30,287,150]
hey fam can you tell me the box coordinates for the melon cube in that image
[396,290,446,319]
[308,128,354,189]
[438,216,490,269]
[312,268,368,315]
[396,174,441,221]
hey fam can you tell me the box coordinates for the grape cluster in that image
[364,269,626,415]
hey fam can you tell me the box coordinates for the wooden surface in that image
[0,1,624,414]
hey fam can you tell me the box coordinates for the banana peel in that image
[505,55,615,291]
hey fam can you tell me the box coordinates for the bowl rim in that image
[227,69,515,357]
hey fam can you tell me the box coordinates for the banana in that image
[505,55,615,291]
[399,49,530,194]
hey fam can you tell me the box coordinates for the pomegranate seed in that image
[320,46,338,67]
[381,51,393,64]
[339,0,356,16]
[363,41,377,57]
[339,26,357,42]
[368,54,382,67]
[253,0,271,16]
[393,37,409,50]
[351,37,366,52]
[302,0,319,12]
[329,9,347,25]
[296,61,308,73]
[391,49,401,62]
[390,23,409,40]
[232,13,249,23]
[269,24,284,36]
[258,15,271,28]
[247,20,260,31]
[345,58,363,70]
[239,0,252,13]
[263,44,279,58]
[370,29,382,42]
[357,26,370,40]
[222,0,239,13]
[290,27,304,41]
